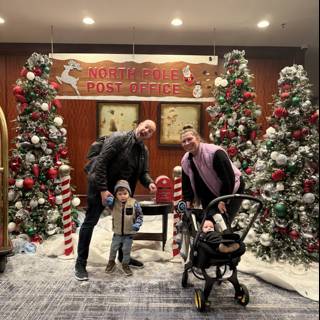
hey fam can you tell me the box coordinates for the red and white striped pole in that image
[59,164,73,256]
[172,166,182,257]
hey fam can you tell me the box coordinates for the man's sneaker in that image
[105,260,116,273]
[129,258,144,269]
[75,263,88,281]
[122,263,133,276]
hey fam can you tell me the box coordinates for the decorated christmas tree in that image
[8,52,80,241]
[244,64,319,265]
[207,50,261,191]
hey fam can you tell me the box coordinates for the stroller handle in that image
[202,194,264,243]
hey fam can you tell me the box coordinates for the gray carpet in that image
[0,255,319,320]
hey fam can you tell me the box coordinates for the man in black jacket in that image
[75,120,157,281]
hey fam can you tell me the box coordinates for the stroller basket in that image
[177,194,263,312]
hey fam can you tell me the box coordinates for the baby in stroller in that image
[178,195,263,312]
[201,219,240,253]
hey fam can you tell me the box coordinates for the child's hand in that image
[132,223,140,232]
[103,196,114,207]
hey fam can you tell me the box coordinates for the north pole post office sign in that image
[49,54,219,101]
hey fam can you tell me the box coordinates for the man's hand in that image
[101,190,113,205]
[148,183,157,193]
[218,201,227,214]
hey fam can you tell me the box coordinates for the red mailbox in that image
[155,175,173,203]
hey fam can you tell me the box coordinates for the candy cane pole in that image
[59,164,73,256]
[172,166,182,257]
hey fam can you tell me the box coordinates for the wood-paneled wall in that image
[0,44,305,197]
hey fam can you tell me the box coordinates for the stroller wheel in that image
[194,289,206,312]
[235,283,250,306]
[182,270,188,288]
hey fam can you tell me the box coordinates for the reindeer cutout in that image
[56,60,82,95]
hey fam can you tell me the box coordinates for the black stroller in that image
[176,194,264,312]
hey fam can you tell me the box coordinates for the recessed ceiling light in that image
[0,17,5,24]
[257,20,270,28]
[171,18,183,26]
[82,17,95,25]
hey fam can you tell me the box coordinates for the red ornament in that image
[271,169,286,181]
[289,230,300,241]
[281,92,290,100]
[9,158,21,172]
[31,111,41,120]
[59,148,68,158]
[20,67,28,77]
[31,234,43,243]
[250,130,257,140]
[303,179,315,193]
[274,107,288,118]
[243,92,252,100]
[15,94,27,103]
[243,109,252,117]
[235,79,243,86]
[48,194,56,206]
[33,67,42,76]
[23,177,34,190]
[292,130,302,140]
[8,177,16,186]
[50,82,60,91]
[47,141,56,149]
[307,243,316,253]
[47,167,58,179]
[282,83,292,91]
[40,184,46,192]
[13,85,24,96]
[227,146,238,157]
[32,164,40,178]
[245,167,253,175]
[228,131,237,139]
[309,111,319,124]
[52,99,62,110]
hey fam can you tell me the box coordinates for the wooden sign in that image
[49,54,219,101]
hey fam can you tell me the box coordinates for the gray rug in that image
[0,255,319,320]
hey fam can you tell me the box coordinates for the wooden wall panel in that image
[59,100,96,196]
[0,56,6,112]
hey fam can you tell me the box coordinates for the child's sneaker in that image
[122,263,133,276]
[105,260,116,273]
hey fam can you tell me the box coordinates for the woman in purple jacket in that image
[180,125,245,223]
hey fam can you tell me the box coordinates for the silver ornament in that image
[260,233,272,247]
[302,193,315,204]
[276,154,288,166]
[261,182,275,200]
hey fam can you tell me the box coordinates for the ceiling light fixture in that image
[0,17,5,24]
[257,20,270,28]
[82,17,95,25]
[171,18,183,26]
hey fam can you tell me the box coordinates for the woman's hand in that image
[218,201,227,214]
